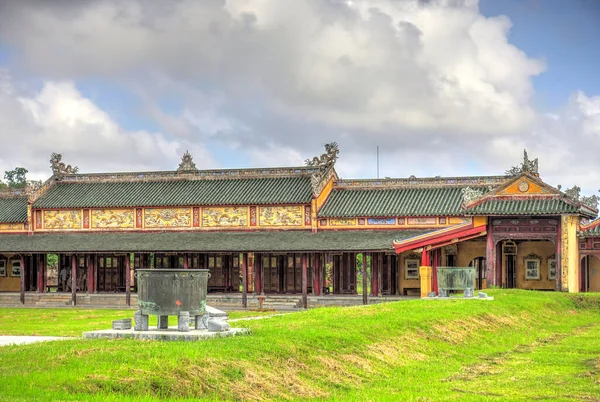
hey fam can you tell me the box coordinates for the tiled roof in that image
[464,198,588,216]
[580,219,600,238]
[0,230,430,253]
[0,197,28,223]
[33,177,313,209]
[318,187,473,218]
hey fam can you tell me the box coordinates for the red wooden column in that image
[369,253,375,296]
[378,253,384,297]
[37,255,44,293]
[86,255,92,293]
[312,253,321,296]
[183,253,189,270]
[241,253,248,308]
[432,249,440,295]
[555,220,562,291]
[253,253,261,295]
[125,253,131,306]
[301,253,308,309]
[19,255,25,304]
[71,254,77,306]
[361,252,368,305]
[485,223,496,287]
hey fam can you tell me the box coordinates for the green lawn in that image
[0,309,277,337]
[0,290,599,401]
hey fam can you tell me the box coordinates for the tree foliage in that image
[3,167,29,189]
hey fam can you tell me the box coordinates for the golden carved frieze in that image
[145,208,192,228]
[202,207,248,227]
[91,209,135,229]
[0,223,25,231]
[329,218,357,226]
[259,206,303,226]
[43,210,82,230]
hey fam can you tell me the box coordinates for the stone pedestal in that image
[134,311,148,331]
[158,315,169,330]
[178,311,190,332]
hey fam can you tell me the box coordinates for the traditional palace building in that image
[0,144,599,307]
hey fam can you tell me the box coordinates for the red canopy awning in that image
[392,222,487,254]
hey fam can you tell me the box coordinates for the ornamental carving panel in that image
[145,208,192,228]
[367,218,396,225]
[43,210,82,230]
[202,207,248,227]
[91,209,135,229]
[407,217,437,225]
[0,223,25,231]
[259,206,303,226]
[329,218,357,226]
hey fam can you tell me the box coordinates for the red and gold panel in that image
[83,209,90,228]
[136,208,143,228]
[43,210,82,230]
[202,207,248,227]
[304,205,312,226]
[250,206,257,226]
[145,208,192,228]
[259,206,303,227]
[193,207,200,227]
[91,208,135,229]
[35,210,42,229]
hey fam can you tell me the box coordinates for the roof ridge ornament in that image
[306,142,339,196]
[50,152,79,179]
[305,142,339,170]
[505,149,539,177]
[177,150,198,172]
[461,186,485,204]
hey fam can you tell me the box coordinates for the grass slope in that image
[0,290,599,401]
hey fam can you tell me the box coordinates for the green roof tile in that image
[0,197,28,223]
[0,230,430,253]
[318,187,469,217]
[33,177,313,209]
[465,198,582,216]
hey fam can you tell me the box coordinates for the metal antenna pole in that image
[377,146,379,179]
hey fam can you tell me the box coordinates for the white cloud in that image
[0,0,597,196]
[0,71,214,181]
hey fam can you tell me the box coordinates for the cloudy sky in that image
[0,0,599,194]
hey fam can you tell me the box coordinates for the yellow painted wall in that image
[0,259,21,291]
[588,256,600,292]
[456,241,486,267]
[316,176,335,211]
[497,177,549,195]
[512,241,557,290]
[398,251,421,295]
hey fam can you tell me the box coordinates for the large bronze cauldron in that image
[136,269,210,316]
[436,267,476,297]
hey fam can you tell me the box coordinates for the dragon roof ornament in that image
[505,149,539,177]
[50,153,79,179]
[177,150,198,172]
[562,184,599,210]
[461,186,485,204]
[305,142,339,195]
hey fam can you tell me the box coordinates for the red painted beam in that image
[394,224,486,254]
